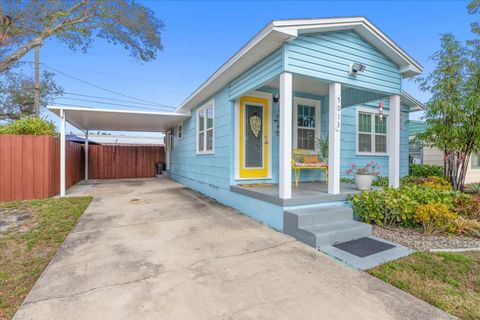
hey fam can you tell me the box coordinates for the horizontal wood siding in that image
[229,49,283,99]
[171,87,232,189]
[88,145,164,179]
[0,135,83,202]
[285,31,401,94]
[339,99,409,178]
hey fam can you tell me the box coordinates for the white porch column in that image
[60,109,66,197]
[165,131,170,170]
[328,83,341,194]
[389,94,401,188]
[279,72,293,199]
[84,130,89,180]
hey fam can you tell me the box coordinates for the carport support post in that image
[85,130,89,180]
[279,72,292,199]
[60,109,66,197]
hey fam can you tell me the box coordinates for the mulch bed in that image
[373,225,480,251]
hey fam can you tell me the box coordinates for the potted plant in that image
[345,162,381,190]
[315,134,329,160]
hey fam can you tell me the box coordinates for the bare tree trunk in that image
[458,152,471,191]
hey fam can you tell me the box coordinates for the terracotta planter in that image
[355,174,375,191]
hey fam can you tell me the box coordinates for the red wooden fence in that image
[88,145,164,179]
[0,134,84,202]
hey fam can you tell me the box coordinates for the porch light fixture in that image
[349,63,366,76]
[273,93,279,103]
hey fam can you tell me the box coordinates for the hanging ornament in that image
[249,114,262,138]
[378,100,384,121]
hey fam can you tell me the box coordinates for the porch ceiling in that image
[263,75,386,107]
[264,76,330,96]
[263,75,422,111]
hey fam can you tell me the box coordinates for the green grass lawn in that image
[0,197,92,320]
[369,251,480,320]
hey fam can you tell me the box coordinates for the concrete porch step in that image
[284,205,373,248]
[305,221,372,247]
[284,206,353,227]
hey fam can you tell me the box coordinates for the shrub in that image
[341,176,389,188]
[453,193,480,220]
[340,177,354,184]
[465,183,480,194]
[373,176,389,188]
[350,184,454,227]
[451,217,480,238]
[414,203,459,234]
[0,117,57,136]
[409,164,444,177]
[402,176,452,191]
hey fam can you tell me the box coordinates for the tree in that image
[0,70,63,120]
[0,1,164,72]
[417,1,480,190]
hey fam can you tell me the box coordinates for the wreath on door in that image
[249,114,262,138]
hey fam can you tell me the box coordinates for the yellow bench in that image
[291,149,328,186]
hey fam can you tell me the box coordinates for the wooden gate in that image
[88,145,165,179]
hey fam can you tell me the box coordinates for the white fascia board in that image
[47,105,190,117]
[176,23,294,113]
[401,92,424,112]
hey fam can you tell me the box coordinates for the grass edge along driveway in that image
[369,251,480,320]
[0,196,92,320]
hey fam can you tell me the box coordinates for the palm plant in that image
[315,134,329,159]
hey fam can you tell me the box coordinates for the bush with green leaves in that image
[0,117,57,136]
[401,176,452,190]
[409,164,444,178]
[350,184,454,227]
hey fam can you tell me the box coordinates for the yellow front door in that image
[239,96,269,178]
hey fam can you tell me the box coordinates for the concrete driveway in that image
[15,179,453,320]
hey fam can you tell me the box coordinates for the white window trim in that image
[356,107,389,156]
[196,99,215,155]
[293,97,321,151]
[234,91,273,180]
[471,153,480,170]
[177,122,183,140]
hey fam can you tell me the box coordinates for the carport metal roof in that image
[48,105,191,132]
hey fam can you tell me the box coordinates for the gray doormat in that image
[333,237,395,258]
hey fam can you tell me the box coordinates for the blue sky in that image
[21,0,477,133]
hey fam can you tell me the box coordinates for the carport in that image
[48,105,190,196]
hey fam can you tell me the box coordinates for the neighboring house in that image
[408,120,480,184]
[66,134,100,145]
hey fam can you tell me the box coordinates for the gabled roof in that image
[402,91,424,111]
[177,16,423,113]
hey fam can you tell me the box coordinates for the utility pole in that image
[34,46,40,117]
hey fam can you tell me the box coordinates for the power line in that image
[63,91,175,109]
[29,62,174,109]
[39,63,156,83]
[53,96,175,112]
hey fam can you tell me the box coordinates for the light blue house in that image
[164,16,423,235]
[52,17,424,252]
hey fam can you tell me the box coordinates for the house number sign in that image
[336,96,341,132]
